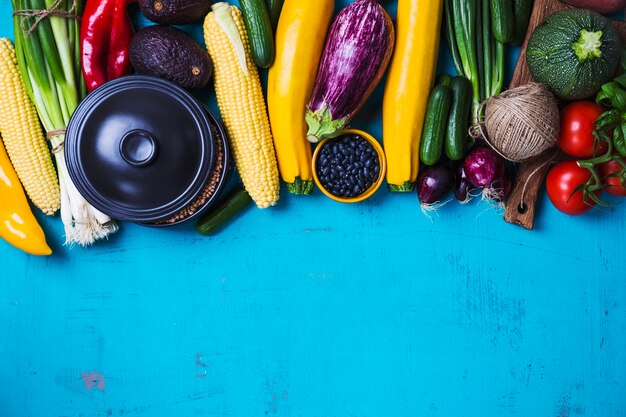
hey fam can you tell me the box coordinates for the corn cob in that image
[204,2,280,208]
[0,38,60,215]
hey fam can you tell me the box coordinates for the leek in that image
[444,0,506,119]
[12,0,118,246]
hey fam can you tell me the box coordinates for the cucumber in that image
[239,0,275,68]
[445,76,473,161]
[419,85,453,166]
[196,188,253,236]
[266,0,284,30]
[437,73,453,87]
[511,0,532,46]
[490,0,514,44]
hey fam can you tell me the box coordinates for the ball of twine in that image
[478,82,559,162]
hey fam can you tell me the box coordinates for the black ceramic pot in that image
[65,75,230,227]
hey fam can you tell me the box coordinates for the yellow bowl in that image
[312,128,387,203]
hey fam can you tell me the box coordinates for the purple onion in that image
[486,172,513,202]
[417,164,455,204]
[464,147,506,188]
[454,162,475,203]
[305,0,394,142]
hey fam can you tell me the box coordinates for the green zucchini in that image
[196,188,253,236]
[445,76,473,161]
[490,0,514,44]
[420,85,453,166]
[527,9,621,100]
[266,0,284,31]
[510,0,532,46]
[239,0,275,68]
[438,73,453,87]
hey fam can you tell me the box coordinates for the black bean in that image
[318,134,382,198]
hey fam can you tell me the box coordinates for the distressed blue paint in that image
[1,2,625,417]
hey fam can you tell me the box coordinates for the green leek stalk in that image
[444,0,464,76]
[444,0,505,119]
[491,41,505,98]
[451,0,480,105]
[12,0,118,246]
[481,0,492,102]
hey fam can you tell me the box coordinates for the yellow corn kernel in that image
[204,3,279,208]
[0,38,60,215]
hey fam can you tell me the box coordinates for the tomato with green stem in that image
[599,157,626,196]
[558,101,608,158]
[546,161,602,215]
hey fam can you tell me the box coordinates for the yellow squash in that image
[382,0,444,192]
[267,0,334,195]
[0,139,51,256]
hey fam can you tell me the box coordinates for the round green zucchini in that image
[526,9,621,101]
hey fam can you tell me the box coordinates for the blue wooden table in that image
[1,2,625,417]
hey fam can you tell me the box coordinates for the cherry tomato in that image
[545,161,600,215]
[599,158,626,196]
[558,101,607,158]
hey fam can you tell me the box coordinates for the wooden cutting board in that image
[503,0,626,229]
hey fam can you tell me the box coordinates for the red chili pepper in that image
[81,0,137,92]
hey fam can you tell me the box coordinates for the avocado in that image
[130,26,212,90]
[138,0,212,25]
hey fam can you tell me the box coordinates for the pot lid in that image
[65,76,215,223]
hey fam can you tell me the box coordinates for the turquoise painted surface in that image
[1,2,625,416]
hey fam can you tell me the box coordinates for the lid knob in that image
[119,129,159,167]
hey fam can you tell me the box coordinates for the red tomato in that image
[558,101,607,158]
[599,158,626,196]
[546,161,600,215]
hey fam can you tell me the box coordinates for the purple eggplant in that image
[305,0,394,143]
[417,164,455,205]
[464,147,506,188]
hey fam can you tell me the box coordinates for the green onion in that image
[491,40,505,98]
[12,0,118,246]
[481,0,491,102]
[444,0,464,77]
[444,0,506,119]
[451,0,480,104]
